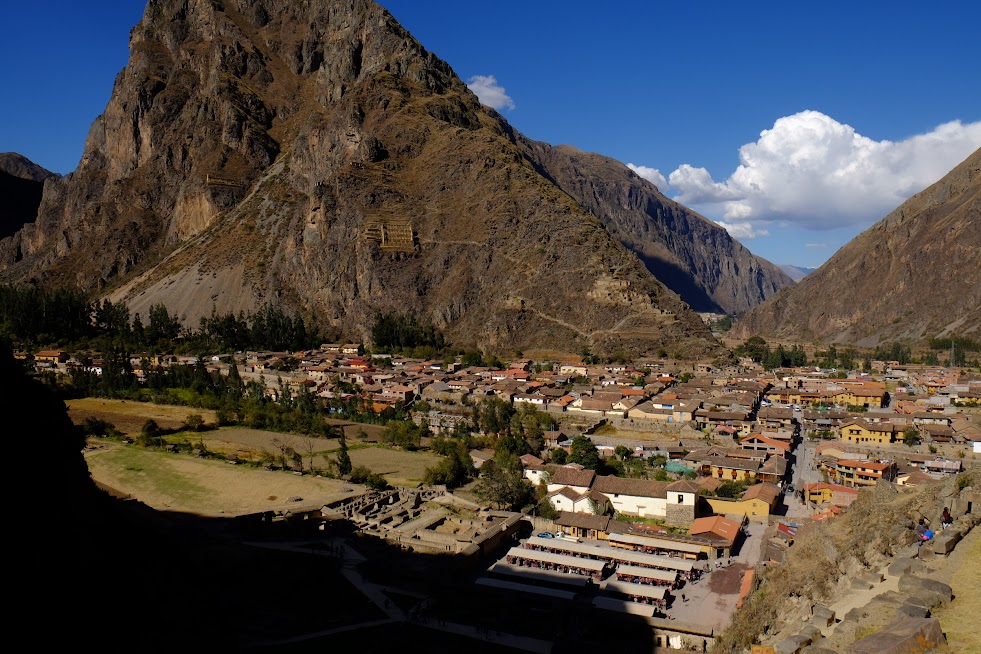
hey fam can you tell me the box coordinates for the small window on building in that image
[677,494,684,503]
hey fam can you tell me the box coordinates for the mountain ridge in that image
[732,148,981,346]
[0,0,746,358]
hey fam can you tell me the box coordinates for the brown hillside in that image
[731,148,981,346]
[516,140,794,314]
[0,0,722,358]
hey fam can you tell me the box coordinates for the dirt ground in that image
[84,444,363,516]
[707,563,750,595]
[67,398,218,433]
[171,427,340,460]
[590,423,700,443]
[932,528,981,652]
[347,446,441,487]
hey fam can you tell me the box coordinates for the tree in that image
[423,442,474,488]
[138,419,162,447]
[550,448,568,464]
[473,460,535,510]
[336,433,353,476]
[350,465,389,490]
[182,414,205,432]
[716,480,745,498]
[903,426,921,447]
[614,445,632,461]
[81,417,121,439]
[272,436,298,469]
[734,336,768,362]
[380,420,423,450]
[569,435,600,470]
[536,498,559,520]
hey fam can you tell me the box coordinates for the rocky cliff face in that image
[732,148,981,346]
[0,0,724,358]
[514,141,795,314]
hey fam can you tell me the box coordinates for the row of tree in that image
[1,284,323,354]
[736,335,978,370]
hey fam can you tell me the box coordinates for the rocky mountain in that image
[0,0,730,358]
[732,148,981,346]
[0,153,56,240]
[777,264,814,282]
[511,141,795,314]
[0,152,58,182]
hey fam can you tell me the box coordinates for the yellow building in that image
[803,482,858,507]
[834,459,896,488]
[832,388,885,408]
[709,457,760,482]
[839,419,900,445]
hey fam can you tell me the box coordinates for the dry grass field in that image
[67,398,218,434]
[347,446,442,487]
[935,528,981,653]
[168,427,340,461]
[84,444,362,516]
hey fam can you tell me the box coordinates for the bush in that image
[182,414,205,432]
[350,465,389,490]
[80,417,119,438]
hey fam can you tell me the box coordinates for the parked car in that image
[536,532,554,538]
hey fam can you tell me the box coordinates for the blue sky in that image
[2,1,979,268]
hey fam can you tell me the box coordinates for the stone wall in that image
[665,501,695,528]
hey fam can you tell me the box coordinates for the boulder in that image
[774,634,812,654]
[903,592,935,610]
[931,531,961,555]
[861,570,885,584]
[886,559,913,577]
[894,602,930,620]
[897,576,953,607]
[851,617,945,653]
[851,578,874,591]
[810,604,835,627]
[886,558,922,577]
[797,623,823,642]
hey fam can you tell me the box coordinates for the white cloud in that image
[467,75,515,111]
[715,221,768,239]
[805,242,829,249]
[626,163,668,191]
[660,111,981,231]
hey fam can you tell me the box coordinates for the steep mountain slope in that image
[0,153,57,240]
[732,148,981,345]
[514,141,795,314]
[0,0,721,358]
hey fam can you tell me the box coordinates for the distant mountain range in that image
[777,264,816,282]
[733,148,980,346]
[0,153,56,240]
[0,0,794,357]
